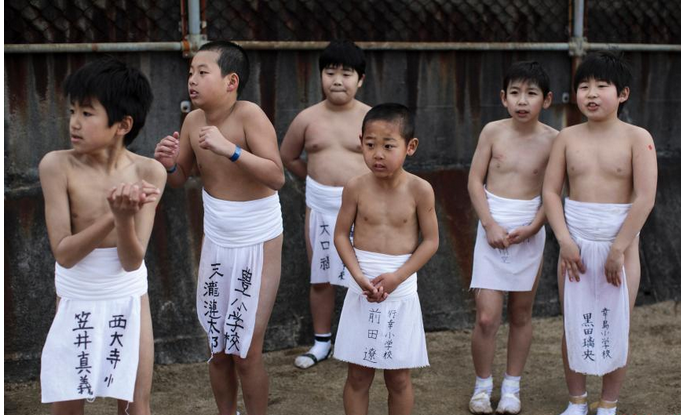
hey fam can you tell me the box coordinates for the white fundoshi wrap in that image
[198,189,283,359]
[334,248,429,370]
[306,176,349,287]
[41,248,147,403]
[563,198,632,376]
[470,188,545,292]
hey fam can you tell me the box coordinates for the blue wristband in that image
[166,163,178,174]
[229,145,241,162]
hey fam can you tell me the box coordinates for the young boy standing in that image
[280,39,371,369]
[154,41,285,415]
[544,51,656,415]
[39,58,165,415]
[333,103,439,415]
[467,61,557,414]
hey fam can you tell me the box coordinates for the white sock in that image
[501,373,521,396]
[308,333,332,360]
[595,399,617,415]
[473,375,493,396]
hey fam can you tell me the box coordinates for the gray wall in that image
[5,50,681,381]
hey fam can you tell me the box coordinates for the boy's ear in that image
[542,91,553,109]
[500,90,508,107]
[116,116,133,136]
[406,137,419,156]
[618,86,630,103]
[357,74,365,88]
[225,73,239,93]
[358,133,363,142]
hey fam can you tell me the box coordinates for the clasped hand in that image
[198,126,237,158]
[107,180,161,220]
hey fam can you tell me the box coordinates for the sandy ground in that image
[5,301,681,415]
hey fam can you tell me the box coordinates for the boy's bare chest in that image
[356,195,416,228]
[67,168,141,219]
[566,138,632,179]
[490,139,550,176]
[305,118,362,154]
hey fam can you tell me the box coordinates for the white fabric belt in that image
[55,248,147,300]
[349,248,417,300]
[305,176,343,215]
[202,189,284,248]
[486,187,541,229]
[565,198,631,242]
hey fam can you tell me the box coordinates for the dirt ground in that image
[5,301,680,415]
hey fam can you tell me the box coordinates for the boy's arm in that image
[372,180,439,295]
[604,131,657,286]
[279,113,308,180]
[542,132,585,281]
[108,161,166,271]
[467,125,509,248]
[508,205,547,244]
[39,152,115,268]
[154,112,196,187]
[334,180,380,299]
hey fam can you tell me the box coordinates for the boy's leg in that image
[471,289,504,378]
[118,294,154,415]
[234,234,283,415]
[208,353,238,415]
[600,236,641,403]
[344,363,375,415]
[297,207,334,368]
[384,369,414,415]
[470,289,503,413]
[506,262,542,376]
[51,400,85,415]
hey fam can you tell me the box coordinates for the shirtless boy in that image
[333,103,439,415]
[39,57,165,415]
[154,41,285,415]
[467,61,557,414]
[280,39,371,369]
[543,51,656,415]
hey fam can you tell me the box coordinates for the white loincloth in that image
[334,249,429,370]
[306,176,349,287]
[41,248,147,403]
[470,188,546,292]
[563,198,631,376]
[198,189,283,358]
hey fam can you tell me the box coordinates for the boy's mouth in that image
[586,102,599,110]
[70,134,83,142]
[189,89,198,98]
[516,110,530,116]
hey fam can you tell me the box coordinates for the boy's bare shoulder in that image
[622,122,653,142]
[406,173,435,199]
[346,172,373,191]
[184,108,206,127]
[39,149,75,173]
[480,119,510,136]
[289,101,326,126]
[235,100,269,120]
[128,151,167,181]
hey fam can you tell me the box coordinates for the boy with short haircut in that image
[280,39,371,369]
[333,103,439,415]
[39,57,165,414]
[467,61,557,414]
[543,51,656,415]
[154,40,284,415]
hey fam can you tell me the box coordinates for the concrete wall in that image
[5,50,680,381]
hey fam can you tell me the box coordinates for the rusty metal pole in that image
[567,0,587,126]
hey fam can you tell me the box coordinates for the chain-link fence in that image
[5,0,181,44]
[5,0,680,45]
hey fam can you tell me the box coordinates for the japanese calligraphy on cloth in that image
[563,198,631,376]
[334,248,429,369]
[198,189,283,359]
[41,248,146,403]
[470,188,545,292]
[306,176,349,287]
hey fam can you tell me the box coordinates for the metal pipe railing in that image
[5,41,681,54]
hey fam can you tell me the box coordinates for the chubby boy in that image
[39,57,165,415]
[467,61,557,414]
[543,51,657,415]
[333,103,439,415]
[280,39,371,369]
[154,41,284,415]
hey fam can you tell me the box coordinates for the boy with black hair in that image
[544,51,656,415]
[280,39,371,369]
[39,57,165,415]
[333,103,439,415]
[154,40,284,415]
[467,61,557,414]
